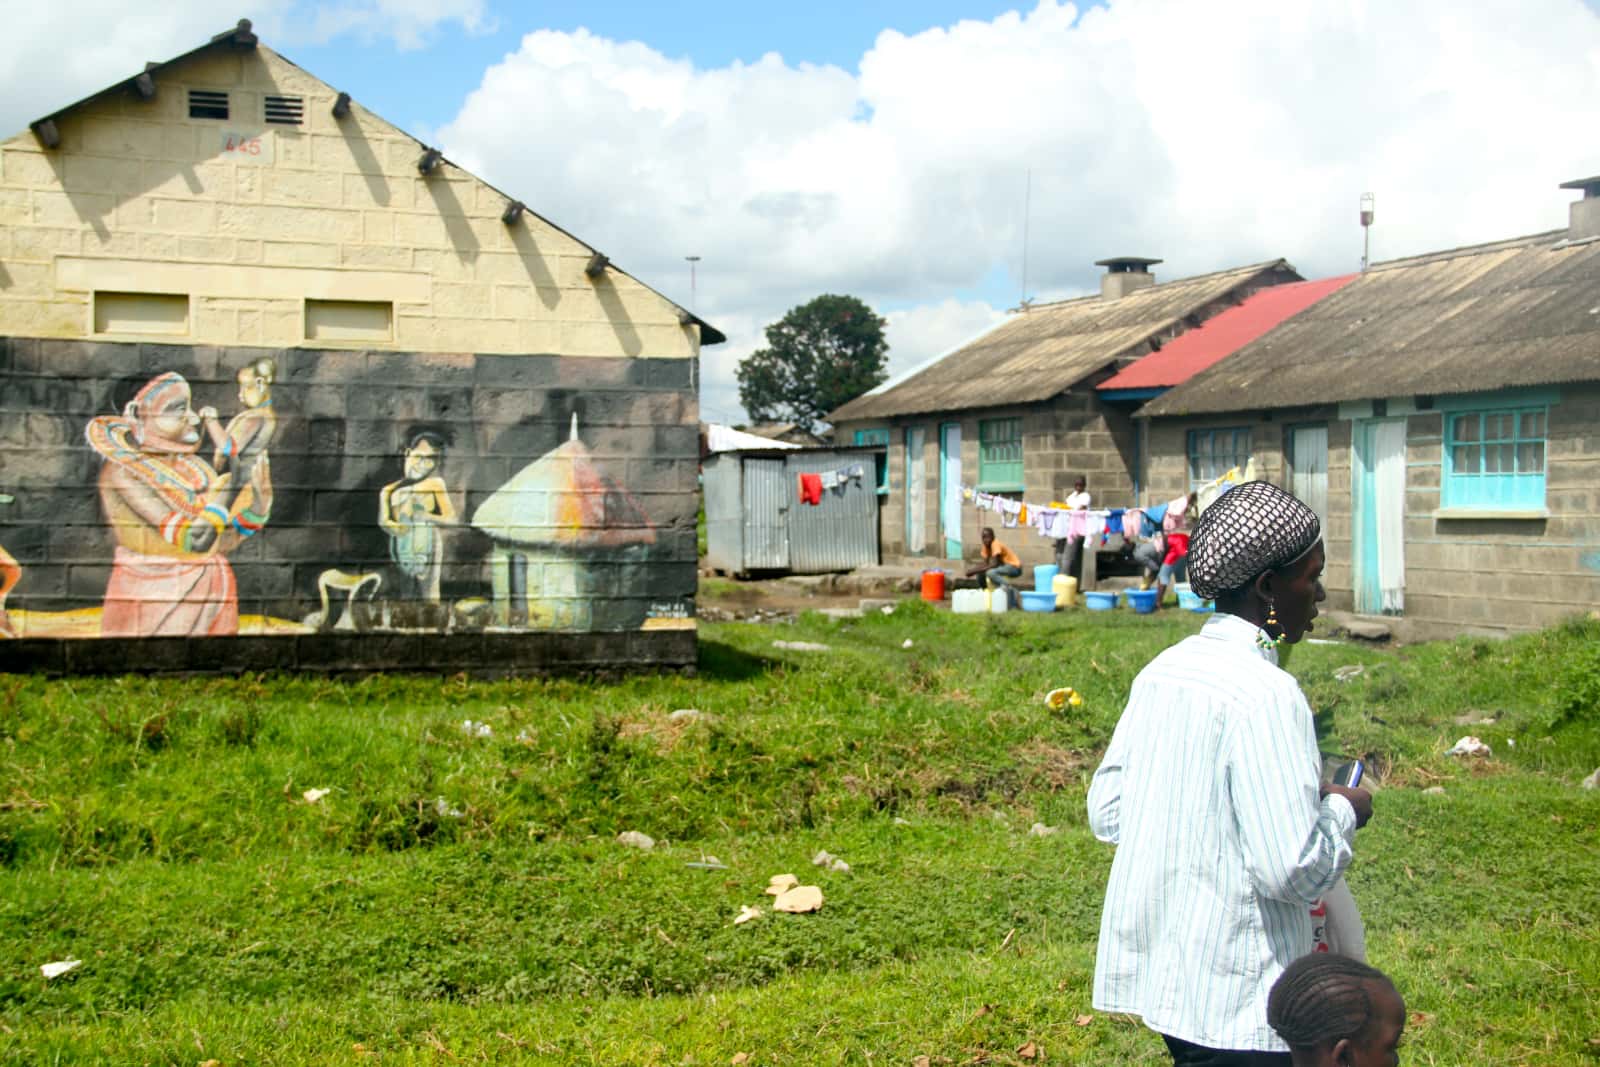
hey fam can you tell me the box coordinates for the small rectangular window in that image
[1187,426,1252,491]
[853,427,891,494]
[188,89,230,120]
[264,94,304,126]
[1443,405,1547,510]
[978,417,1024,491]
[94,291,189,335]
[305,299,393,343]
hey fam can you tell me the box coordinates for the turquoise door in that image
[1352,419,1407,614]
[939,422,962,559]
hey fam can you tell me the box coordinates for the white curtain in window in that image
[1373,420,1407,614]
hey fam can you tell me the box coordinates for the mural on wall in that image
[0,342,697,642]
[85,370,272,638]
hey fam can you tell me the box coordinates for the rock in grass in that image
[1422,786,1447,796]
[616,830,655,850]
[1030,822,1059,837]
[1582,767,1600,790]
[773,640,831,652]
[773,885,824,913]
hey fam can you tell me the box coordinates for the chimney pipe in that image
[1095,257,1162,300]
[1560,175,1600,241]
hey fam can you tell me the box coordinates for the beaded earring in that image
[1257,599,1286,650]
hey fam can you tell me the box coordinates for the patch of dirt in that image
[1011,740,1093,790]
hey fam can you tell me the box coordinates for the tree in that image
[736,294,889,434]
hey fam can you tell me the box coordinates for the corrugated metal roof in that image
[1142,231,1600,416]
[828,260,1296,422]
[1098,274,1356,391]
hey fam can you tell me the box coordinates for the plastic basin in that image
[1020,590,1057,612]
[1084,590,1118,611]
[1125,589,1159,614]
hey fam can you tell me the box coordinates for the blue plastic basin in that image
[1084,591,1118,611]
[1125,589,1159,614]
[1020,590,1057,612]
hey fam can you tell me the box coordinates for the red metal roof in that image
[1098,274,1357,392]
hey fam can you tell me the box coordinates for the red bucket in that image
[920,569,946,601]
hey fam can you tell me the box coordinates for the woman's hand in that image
[1321,783,1373,829]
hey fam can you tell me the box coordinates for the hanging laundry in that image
[1019,504,1029,525]
[1103,508,1125,544]
[798,472,823,506]
[1123,508,1145,538]
[999,498,1022,528]
[1042,508,1074,539]
[1086,512,1106,541]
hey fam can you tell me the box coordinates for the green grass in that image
[2,605,1597,1064]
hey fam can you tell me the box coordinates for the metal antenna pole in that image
[685,255,701,311]
[1021,169,1032,309]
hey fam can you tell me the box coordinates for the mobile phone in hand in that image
[1332,760,1364,788]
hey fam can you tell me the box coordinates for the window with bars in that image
[187,89,229,120]
[1443,406,1547,510]
[1188,427,1252,491]
[978,417,1023,491]
[853,428,891,493]
[264,94,304,125]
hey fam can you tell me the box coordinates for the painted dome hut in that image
[470,416,656,630]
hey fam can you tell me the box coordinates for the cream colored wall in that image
[0,46,697,358]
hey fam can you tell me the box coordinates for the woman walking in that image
[1087,482,1373,1065]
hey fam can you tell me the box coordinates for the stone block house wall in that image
[0,35,706,673]
[1145,386,1600,637]
[835,388,1138,573]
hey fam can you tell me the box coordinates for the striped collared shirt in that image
[1088,612,1357,1052]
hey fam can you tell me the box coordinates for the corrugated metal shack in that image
[704,447,884,576]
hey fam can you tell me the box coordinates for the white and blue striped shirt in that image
[1088,613,1357,1052]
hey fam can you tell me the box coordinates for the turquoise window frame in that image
[1187,427,1252,491]
[1440,393,1552,511]
[978,417,1024,491]
[854,427,891,494]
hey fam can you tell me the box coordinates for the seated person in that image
[967,527,1022,604]
[1267,954,1405,1067]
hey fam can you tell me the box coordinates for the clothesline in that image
[956,460,1257,545]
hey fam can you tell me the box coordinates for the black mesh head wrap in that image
[1187,481,1321,601]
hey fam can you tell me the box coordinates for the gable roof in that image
[829,260,1297,422]
[1142,231,1600,417]
[1098,274,1356,392]
[18,19,724,346]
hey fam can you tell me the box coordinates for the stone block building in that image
[827,257,1301,571]
[1140,179,1600,637]
[0,21,721,673]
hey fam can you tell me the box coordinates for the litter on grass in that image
[669,708,710,722]
[1332,665,1365,682]
[902,639,914,649]
[1045,687,1083,710]
[1445,736,1492,758]
[433,797,464,819]
[40,959,81,979]
[733,905,763,925]
[765,874,799,896]
[811,850,850,872]
[459,719,492,738]
[302,787,331,804]
[1581,767,1599,790]
[1030,823,1059,837]
[686,855,727,870]
[772,885,824,913]
[617,830,656,850]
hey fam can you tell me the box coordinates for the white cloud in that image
[436,0,1600,423]
[0,1,489,139]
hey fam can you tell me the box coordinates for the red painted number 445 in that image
[224,134,262,154]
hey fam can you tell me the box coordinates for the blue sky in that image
[3,1,1598,424]
[287,2,1049,136]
